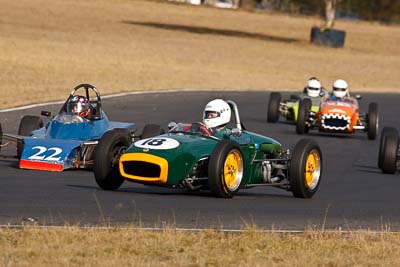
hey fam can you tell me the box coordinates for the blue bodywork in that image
[18,84,134,172]
[20,111,133,171]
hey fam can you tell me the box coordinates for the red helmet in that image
[67,95,92,118]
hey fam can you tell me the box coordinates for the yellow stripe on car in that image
[119,153,168,184]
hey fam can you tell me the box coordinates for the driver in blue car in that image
[202,99,232,138]
[66,95,92,118]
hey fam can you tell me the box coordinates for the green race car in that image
[267,91,324,123]
[94,100,323,198]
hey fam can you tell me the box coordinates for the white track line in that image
[0,88,287,113]
[0,224,398,233]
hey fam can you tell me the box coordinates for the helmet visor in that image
[204,111,220,119]
[333,87,347,91]
[67,102,84,113]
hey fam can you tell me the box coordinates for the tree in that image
[324,0,342,28]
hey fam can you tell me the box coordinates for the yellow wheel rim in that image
[223,149,243,191]
[305,149,321,190]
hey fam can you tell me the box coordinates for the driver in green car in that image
[301,77,329,104]
[202,99,232,138]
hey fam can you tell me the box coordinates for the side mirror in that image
[41,111,51,117]
[231,128,242,137]
[355,94,362,100]
[168,121,177,130]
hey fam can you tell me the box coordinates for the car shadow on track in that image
[352,163,387,174]
[280,130,370,141]
[67,185,294,199]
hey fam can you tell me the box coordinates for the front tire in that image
[140,124,164,139]
[94,129,131,190]
[17,115,44,158]
[378,127,398,169]
[208,140,244,198]
[381,129,399,174]
[367,102,379,140]
[296,98,311,134]
[289,139,322,198]
[267,92,281,123]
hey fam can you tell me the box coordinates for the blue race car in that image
[0,84,162,171]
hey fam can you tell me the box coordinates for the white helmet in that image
[203,99,231,128]
[306,78,322,97]
[332,79,348,98]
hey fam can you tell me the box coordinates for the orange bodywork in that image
[19,160,64,172]
[316,97,359,133]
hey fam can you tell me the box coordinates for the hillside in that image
[0,0,399,108]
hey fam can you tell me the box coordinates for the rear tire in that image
[208,140,244,198]
[289,139,322,198]
[296,98,311,134]
[17,115,44,158]
[378,127,398,169]
[141,124,164,139]
[367,102,378,140]
[267,92,281,123]
[381,129,399,174]
[94,129,131,190]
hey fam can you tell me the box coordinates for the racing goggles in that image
[333,87,347,91]
[307,86,320,91]
[69,102,85,113]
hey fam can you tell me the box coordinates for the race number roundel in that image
[134,137,180,150]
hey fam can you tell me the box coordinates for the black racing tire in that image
[267,92,281,123]
[378,127,398,169]
[296,98,311,135]
[289,139,322,198]
[18,115,44,136]
[208,140,244,198]
[290,94,300,100]
[367,102,379,140]
[140,124,164,139]
[381,129,399,174]
[94,129,131,190]
[17,115,44,159]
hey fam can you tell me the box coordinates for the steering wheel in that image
[191,122,212,136]
[183,123,211,136]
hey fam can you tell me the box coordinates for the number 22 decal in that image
[28,146,63,161]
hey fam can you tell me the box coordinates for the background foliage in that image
[253,0,400,23]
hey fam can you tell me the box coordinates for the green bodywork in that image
[123,129,283,187]
[285,101,320,121]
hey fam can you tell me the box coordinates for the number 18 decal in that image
[134,138,179,150]
[28,146,63,161]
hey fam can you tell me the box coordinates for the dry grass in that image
[1,226,400,266]
[0,0,399,109]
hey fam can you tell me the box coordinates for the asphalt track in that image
[1,90,400,231]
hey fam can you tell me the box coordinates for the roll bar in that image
[226,100,242,131]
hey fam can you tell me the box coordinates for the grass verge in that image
[1,226,400,266]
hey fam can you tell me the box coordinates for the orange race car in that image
[295,94,379,140]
